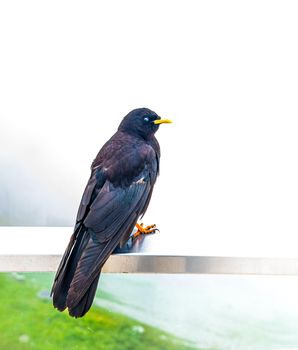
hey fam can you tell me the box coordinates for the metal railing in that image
[1,227,298,275]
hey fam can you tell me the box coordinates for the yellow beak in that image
[153,119,173,125]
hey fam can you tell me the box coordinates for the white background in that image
[1,0,298,256]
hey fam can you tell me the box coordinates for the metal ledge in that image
[1,254,298,274]
[1,227,298,275]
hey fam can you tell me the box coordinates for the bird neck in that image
[119,128,155,142]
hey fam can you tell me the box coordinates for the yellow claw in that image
[133,223,158,238]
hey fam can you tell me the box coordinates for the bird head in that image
[118,108,172,139]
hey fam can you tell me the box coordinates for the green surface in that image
[0,273,197,350]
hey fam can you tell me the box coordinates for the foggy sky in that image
[1,0,298,255]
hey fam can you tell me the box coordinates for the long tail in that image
[52,215,137,318]
[51,226,101,318]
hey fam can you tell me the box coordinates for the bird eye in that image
[144,117,149,122]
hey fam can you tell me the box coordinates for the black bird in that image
[51,108,172,317]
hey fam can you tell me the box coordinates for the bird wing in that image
[66,142,158,309]
[84,175,151,242]
[52,166,106,287]
[76,167,106,223]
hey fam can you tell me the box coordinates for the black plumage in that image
[51,108,171,317]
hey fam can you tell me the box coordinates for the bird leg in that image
[112,223,158,254]
[133,223,158,239]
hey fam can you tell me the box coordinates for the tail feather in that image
[52,226,106,318]
[68,274,100,317]
[52,226,89,312]
[52,219,137,318]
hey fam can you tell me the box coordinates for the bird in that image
[51,108,172,317]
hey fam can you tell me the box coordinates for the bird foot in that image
[133,223,158,239]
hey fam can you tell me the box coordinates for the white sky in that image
[1,0,298,256]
